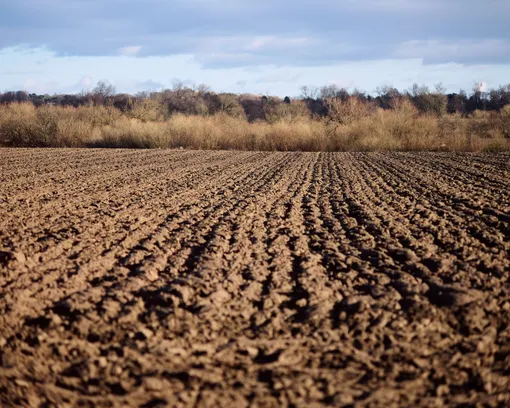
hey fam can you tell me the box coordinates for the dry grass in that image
[0,103,115,147]
[1,102,509,151]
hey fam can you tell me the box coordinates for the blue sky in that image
[1,0,509,96]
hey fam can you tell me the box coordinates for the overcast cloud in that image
[1,0,509,94]
[2,0,509,65]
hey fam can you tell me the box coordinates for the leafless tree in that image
[92,81,116,105]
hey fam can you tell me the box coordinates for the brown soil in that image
[0,149,509,407]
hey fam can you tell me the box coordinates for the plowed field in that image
[1,149,509,407]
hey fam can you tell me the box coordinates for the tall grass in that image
[0,102,509,151]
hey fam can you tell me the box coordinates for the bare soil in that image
[0,149,509,407]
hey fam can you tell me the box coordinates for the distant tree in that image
[15,91,29,102]
[320,85,349,101]
[217,94,245,119]
[487,85,510,111]
[1,91,16,104]
[375,86,401,109]
[92,81,116,105]
[238,94,266,122]
[113,93,133,112]
[351,88,369,103]
[409,82,447,116]
[466,83,488,112]
[157,83,208,115]
[194,83,211,96]
[447,91,468,114]
[300,86,320,100]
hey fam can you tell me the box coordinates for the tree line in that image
[2,81,510,121]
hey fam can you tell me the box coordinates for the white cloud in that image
[196,35,313,54]
[1,0,510,69]
[394,39,510,63]
[118,46,142,56]
[255,72,301,84]
[21,78,59,93]
[78,76,93,88]
[2,46,510,97]
[246,36,311,51]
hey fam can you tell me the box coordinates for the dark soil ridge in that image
[0,149,509,407]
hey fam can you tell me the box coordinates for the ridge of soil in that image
[0,149,509,407]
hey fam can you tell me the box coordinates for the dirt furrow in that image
[0,153,281,331]
[389,152,509,199]
[0,149,509,408]
[0,152,265,297]
[361,153,509,239]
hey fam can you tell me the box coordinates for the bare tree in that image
[92,81,116,105]
[435,82,446,94]
[300,86,320,100]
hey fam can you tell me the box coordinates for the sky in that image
[1,0,510,96]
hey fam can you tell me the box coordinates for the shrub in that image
[500,105,510,138]
[126,98,166,122]
[100,119,170,148]
[217,94,246,119]
[1,99,508,151]
[263,100,310,124]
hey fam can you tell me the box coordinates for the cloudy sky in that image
[1,0,509,96]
